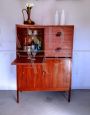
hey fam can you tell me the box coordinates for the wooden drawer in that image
[45,26,74,57]
[45,49,72,57]
[52,26,74,35]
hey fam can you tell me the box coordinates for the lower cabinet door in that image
[43,59,71,90]
[17,65,34,90]
[17,64,45,90]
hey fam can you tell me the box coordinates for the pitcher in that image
[22,3,35,24]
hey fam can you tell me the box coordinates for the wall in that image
[0,0,90,90]
[0,0,22,90]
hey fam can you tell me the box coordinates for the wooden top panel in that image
[16,24,74,29]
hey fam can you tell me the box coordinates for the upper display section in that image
[16,25,44,60]
[16,24,74,60]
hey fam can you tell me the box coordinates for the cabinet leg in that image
[17,90,19,103]
[68,89,71,102]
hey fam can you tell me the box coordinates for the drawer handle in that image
[56,32,62,37]
[55,47,62,52]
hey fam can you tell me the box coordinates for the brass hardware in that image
[56,32,62,37]
[55,47,62,52]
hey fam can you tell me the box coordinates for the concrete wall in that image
[0,0,90,89]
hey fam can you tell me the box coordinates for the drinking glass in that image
[27,29,32,36]
[27,46,32,59]
[31,45,37,60]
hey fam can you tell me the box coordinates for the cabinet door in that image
[17,64,44,91]
[43,59,71,90]
[17,65,34,90]
[53,59,71,90]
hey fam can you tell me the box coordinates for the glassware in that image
[27,46,32,59]
[33,30,38,36]
[31,45,37,60]
[28,29,32,36]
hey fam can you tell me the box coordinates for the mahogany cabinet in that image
[12,24,74,103]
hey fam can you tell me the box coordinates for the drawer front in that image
[45,26,74,57]
[45,49,72,57]
[52,26,74,36]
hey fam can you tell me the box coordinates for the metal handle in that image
[22,9,27,22]
[55,47,62,52]
[56,32,62,37]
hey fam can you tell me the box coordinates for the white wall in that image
[0,0,90,90]
[0,0,22,90]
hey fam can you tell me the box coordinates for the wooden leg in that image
[68,89,71,102]
[68,59,72,102]
[17,90,19,103]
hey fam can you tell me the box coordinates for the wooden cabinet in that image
[12,25,74,103]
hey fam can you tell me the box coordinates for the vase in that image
[60,10,65,25]
[54,10,59,25]
[22,7,35,25]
